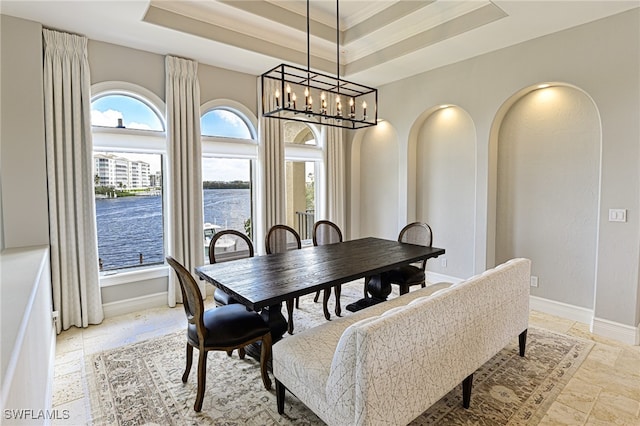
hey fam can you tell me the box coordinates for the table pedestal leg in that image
[346,273,392,312]
[260,303,289,341]
[245,303,288,363]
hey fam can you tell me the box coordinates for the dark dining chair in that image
[166,256,272,412]
[265,224,301,334]
[312,220,343,319]
[208,229,254,307]
[386,222,433,295]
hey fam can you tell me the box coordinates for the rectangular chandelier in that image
[261,63,377,130]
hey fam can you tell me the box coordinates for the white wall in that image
[348,9,640,338]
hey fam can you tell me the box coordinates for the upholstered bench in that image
[273,258,531,426]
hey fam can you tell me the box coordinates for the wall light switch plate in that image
[608,209,627,222]
[530,276,538,287]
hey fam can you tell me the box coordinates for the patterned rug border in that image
[512,327,594,425]
[409,326,595,425]
[86,331,186,424]
[86,322,594,426]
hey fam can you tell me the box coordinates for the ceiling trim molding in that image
[343,0,435,44]
[218,0,337,43]
[346,2,508,75]
[143,4,341,75]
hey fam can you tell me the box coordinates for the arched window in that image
[200,101,258,262]
[92,94,164,131]
[91,82,166,274]
[283,121,323,241]
[201,108,252,139]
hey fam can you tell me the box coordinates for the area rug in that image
[87,286,593,425]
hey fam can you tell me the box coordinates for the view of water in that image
[96,188,251,270]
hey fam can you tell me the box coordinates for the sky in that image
[91,95,252,181]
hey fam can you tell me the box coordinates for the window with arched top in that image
[286,123,316,145]
[90,83,167,274]
[92,93,164,131]
[283,121,323,241]
[200,101,258,262]
[201,108,253,139]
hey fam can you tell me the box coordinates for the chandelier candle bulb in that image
[286,84,291,106]
[275,89,280,107]
[292,92,297,109]
[363,101,367,118]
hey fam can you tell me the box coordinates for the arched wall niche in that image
[350,121,400,240]
[407,105,477,279]
[489,83,601,310]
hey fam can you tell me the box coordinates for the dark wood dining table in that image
[195,237,445,343]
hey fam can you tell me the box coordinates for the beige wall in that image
[199,64,257,117]
[348,9,640,332]
[351,122,400,240]
[496,85,599,309]
[0,34,260,305]
[2,9,638,340]
[0,15,49,249]
[89,40,165,99]
[416,106,476,279]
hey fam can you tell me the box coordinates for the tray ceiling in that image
[1,1,638,86]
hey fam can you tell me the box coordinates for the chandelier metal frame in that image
[260,0,378,130]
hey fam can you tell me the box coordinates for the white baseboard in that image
[426,271,464,285]
[529,295,594,325]
[102,292,168,318]
[529,295,639,346]
[592,316,640,346]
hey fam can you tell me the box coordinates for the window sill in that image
[99,265,169,287]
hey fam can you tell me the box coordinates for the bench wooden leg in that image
[462,374,473,409]
[276,379,286,414]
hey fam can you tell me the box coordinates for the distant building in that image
[149,171,162,188]
[93,153,153,189]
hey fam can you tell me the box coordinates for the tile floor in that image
[52,297,640,425]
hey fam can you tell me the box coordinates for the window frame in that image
[200,99,259,249]
[91,81,169,286]
[283,122,324,241]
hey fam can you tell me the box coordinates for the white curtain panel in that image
[325,126,346,234]
[165,55,204,306]
[257,78,286,253]
[42,28,104,333]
